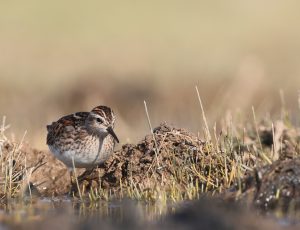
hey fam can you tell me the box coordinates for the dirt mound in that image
[1,123,234,198]
[77,123,231,198]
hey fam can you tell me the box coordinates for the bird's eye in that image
[96,118,103,123]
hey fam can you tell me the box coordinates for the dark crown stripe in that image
[91,105,114,122]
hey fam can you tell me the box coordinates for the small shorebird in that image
[46,105,119,182]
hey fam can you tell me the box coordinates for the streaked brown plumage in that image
[46,105,119,169]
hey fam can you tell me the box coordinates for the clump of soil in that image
[225,120,300,214]
[234,157,300,214]
[257,120,300,160]
[78,123,231,197]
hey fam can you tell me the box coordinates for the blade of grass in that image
[195,86,211,141]
[144,100,160,167]
[72,157,83,200]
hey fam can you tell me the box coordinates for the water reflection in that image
[0,197,174,229]
[1,197,298,230]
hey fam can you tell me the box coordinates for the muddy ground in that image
[2,123,222,197]
[1,122,300,219]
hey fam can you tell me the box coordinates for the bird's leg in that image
[69,169,76,185]
[77,168,95,182]
[69,169,78,196]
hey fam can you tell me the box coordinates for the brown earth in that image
[31,123,222,197]
[78,123,215,194]
[1,123,227,198]
[2,122,300,219]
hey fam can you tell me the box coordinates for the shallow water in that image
[0,197,176,229]
[1,197,300,230]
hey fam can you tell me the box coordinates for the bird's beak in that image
[107,126,119,143]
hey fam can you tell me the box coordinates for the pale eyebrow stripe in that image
[73,113,82,119]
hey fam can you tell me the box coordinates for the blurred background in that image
[1,0,300,149]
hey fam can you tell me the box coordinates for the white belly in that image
[49,138,111,169]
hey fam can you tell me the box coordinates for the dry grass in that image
[1,88,300,206]
[0,117,44,201]
[66,92,300,205]
[0,102,299,203]
[0,117,26,200]
[1,94,300,228]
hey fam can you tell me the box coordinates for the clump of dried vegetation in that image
[0,117,27,200]
[0,117,45,202]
